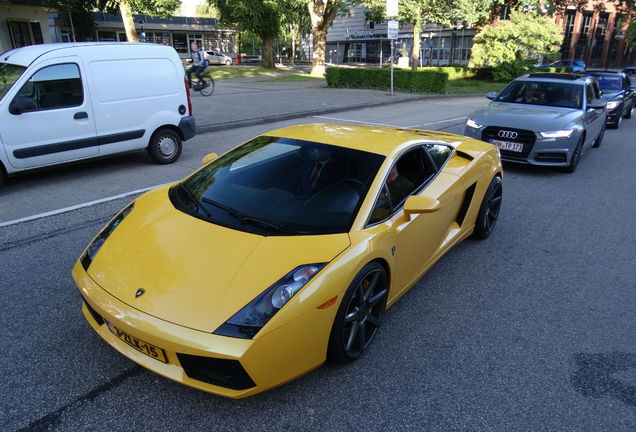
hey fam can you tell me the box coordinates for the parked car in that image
[582,70,634,127]
[0,42,195,187]
[537,59,586,72]
[623,66,636,88]
[464,73,607,173]
[74,123,503,398]
[205,50,232,65]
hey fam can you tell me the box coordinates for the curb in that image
[195,93,482,134]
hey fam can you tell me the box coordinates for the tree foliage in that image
[470,7,564,81]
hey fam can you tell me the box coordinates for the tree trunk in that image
[411,17,421,71]
[308,0,339,77]
[119,0,138,42]
[261,36,276,69]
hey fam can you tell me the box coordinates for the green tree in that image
[279,0,311,64]
[210,0,283,68]
[470,7,563,81]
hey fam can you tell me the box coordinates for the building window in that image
[60,29,71,43]
[8,21,44,48]
[173,33,188,53]
[97,31,117,41]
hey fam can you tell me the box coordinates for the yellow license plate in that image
[106,320,168,363]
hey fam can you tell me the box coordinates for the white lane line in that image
[0,183,169,229]
[312,116,400,128]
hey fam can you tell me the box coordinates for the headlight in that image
[465,118,483,129]
[80,202,134,271]
[539,129,575,139]
[606,101,619,110]
[214,264,326,339]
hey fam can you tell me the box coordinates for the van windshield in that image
[0,63,26,101]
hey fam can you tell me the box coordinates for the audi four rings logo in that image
[498,130,518,139]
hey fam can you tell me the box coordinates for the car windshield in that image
[170,136,385,236]
[0,63,26,101]
[495,81,583,109]
[593,75,622,91]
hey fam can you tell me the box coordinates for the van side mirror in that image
[9,96,36,115]
[202,152,218,165]
[403,195,441,215]
[486,91,498,100]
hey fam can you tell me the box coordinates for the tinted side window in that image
[425,144,452,169]
[14,63,83,112]
[585,83,595,104]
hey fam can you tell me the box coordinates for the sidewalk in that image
[190,75,456,133]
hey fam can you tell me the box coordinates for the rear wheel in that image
[327,262,388,363]
[593,124,605,148]
[200,76,214,96]
[225,59,231,66]
[473,175,502,239]
[147,128,182,164]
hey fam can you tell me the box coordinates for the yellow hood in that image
[87,187,350,332]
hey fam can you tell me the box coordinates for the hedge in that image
[325,67,447,93]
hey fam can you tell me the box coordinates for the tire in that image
[611,110,622,128]
[564,135,584,173]
[225,59,231,66]
[147,128,182,164]
[200,76,214,96]
[473,175,503,239]
[327,262,388,363]
[0,165,5,189]
[625,103,633,119]
[592,124,605,148]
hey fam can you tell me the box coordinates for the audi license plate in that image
[106,320,168,363]
[490,139,523,153]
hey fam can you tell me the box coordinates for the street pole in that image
[390,39,394,96]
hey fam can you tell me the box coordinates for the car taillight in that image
[184,76,192,115]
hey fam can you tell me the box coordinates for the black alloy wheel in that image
[473,175,503,239]
[564,135,584,173]
[327,262,388,363]
[593,123,605,148]
[625,103,633,119]
[612,108,622,128]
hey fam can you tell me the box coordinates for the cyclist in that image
[187,41,207,88]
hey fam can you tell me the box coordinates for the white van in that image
[0,42,195,186]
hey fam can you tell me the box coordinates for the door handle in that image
[74,111,88,120]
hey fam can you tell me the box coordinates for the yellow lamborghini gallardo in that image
[73,124,503,398]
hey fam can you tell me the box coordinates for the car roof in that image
[520,73,589,84]
[263,123,480,157]
[1,42,167,66]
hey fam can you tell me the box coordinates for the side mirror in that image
[9,96,36,115]
[202,152,218,165]
[403,195,441,215]
[588,99,607,110]
[486,91,498,100]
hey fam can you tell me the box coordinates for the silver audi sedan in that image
[463,73,607,173]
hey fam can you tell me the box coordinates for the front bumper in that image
[72,261,331,398]
[178,116,196,141]
[463,126,579,167]
[606,107,621,125]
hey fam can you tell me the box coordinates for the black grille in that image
[482,126,536,160]
[82,298,104,326]
[177,354,256,390]
[535,153,567,163]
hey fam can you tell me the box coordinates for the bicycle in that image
[190,70,214,96]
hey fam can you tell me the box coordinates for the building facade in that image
[0,0,53,53]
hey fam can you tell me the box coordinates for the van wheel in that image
[148,128,182,164]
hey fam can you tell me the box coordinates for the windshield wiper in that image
[177,184,212,218]
[200,197,294,235]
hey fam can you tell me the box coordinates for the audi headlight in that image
[539,129,575,139]
[465,118,483,129]
[214,264,326,339]
[80,202,134,271]
[606,101,619,110]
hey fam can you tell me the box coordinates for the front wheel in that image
[327,262,388,363]
[473,175,502,239]
[564,135,584,173]
[147,128,182,164]
[624,103,633,119]
[199,76,214,96]
[593,124,605,148]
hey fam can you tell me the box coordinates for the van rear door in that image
[1,58,98,169]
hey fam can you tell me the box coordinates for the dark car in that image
[582,71,634,128]
[538,59,586,72]
[623,67,636,89]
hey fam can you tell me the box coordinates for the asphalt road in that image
[1,99,635,431]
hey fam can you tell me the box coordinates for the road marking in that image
[313,115,467,129]
[0,184,169,228]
